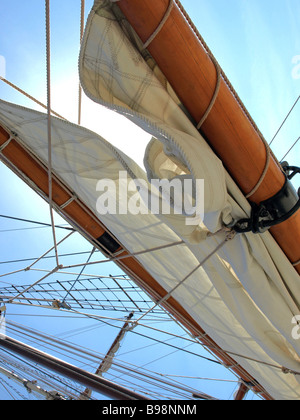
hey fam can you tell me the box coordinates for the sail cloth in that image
[1,103,300,401]
[0,105,298,402]
[77,0,300,399]
[0,3,299,401]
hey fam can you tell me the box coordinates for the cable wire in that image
[269,95,300,146]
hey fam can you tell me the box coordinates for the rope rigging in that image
[0,0,299,402]
[281,136,300,162]
[0,322,215,400]
[45,0,60,269]
[0,214,74,231]
[269,95,300,147]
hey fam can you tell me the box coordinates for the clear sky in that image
[0,0,299,401]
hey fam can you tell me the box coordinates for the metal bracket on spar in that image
[234,166,300,235]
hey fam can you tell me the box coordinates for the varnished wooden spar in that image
[0,125,272,400]
[235,382,250,401]
[0,336,149,400]
[116,0,300,274]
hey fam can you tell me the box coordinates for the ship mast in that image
[80,312,135,400]
[0,335,149,400]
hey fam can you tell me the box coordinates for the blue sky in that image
[0,0,299,400]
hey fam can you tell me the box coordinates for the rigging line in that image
[6,321,135,370]
[269,95,300,146]
[161,373,238,383]
[9,300,289,379]
[0,231,74,280]
[4,329,165,394]
[26,231,74,271]
[61,247,96,303]
[129,341,196,373]
[0,366,62,403]
[119,322,207,355]
[0,348,81,399]
[4,266,61,305]
[98,348,208,400]
[0,293,158,315]
[5,326,97,374]
[117,321,198,363]
[61,240,185,270]
[0,249,96,266]
[4,301,219,365]
[3,268,127,281]
[7,314,190,355]
[0,214,74,231]
[6,314,92,319]
[5,322,211,399]
[136,235,231,325]
[67,308,222,366]
[281,135,300,162]
[108,359,215,400]
[119,339,238,387]
[58,322,108,340]
[105,366,204,401]
[0,226,69,233]
[0,268,27,279]
[0,78,67,120]
[110,275,141,312]
[1,352,166,402]
[45,0,59,268]
[10,309,275,397]
[8,300,222,367]
[78,0,85,125]
[0,363,65,401]
[0,377,18,400]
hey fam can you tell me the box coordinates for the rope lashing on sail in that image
[281,367,300,377]
[59,195,78,210]
[172,0,285,188]
[196,61,221,130]
[139,0,222,130]
[142,0,174,50]
[245,144,271,200]
[114,0,280,197]
[0,135,13,153]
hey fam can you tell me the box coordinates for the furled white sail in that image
[0,0,299,400]
[77,0,300,399]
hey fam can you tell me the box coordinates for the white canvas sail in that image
[0,0,299,400]
[0,97,299,399]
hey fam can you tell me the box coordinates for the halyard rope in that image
[45,0,60,267]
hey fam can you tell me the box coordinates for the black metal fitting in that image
[234,165,300,234]
[95,231,120,256]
